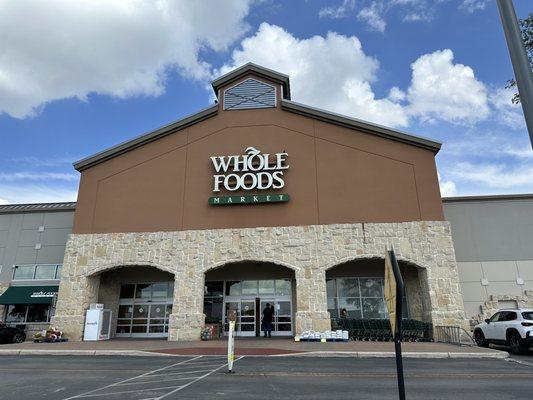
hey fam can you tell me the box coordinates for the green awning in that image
[0,286,59,305]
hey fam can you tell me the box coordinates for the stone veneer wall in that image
[472,291,533,326]
[51,221,466,341]
[401,266,424,321]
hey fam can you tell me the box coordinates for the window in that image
[522,312,533,320]
[505,312,517,321]
[13,266,34,280]
[34,265,57,280]
[27,304,49,322]
[6,305,27,323]
[205,282,223,297]
[225,281,241,296]
[5,304,51,323]
[241,281,258,295]
[13,264,62,280]
[489,312,501,322]
[275,280,291,296]
[204,281,224,323]
[119,283,173,302]
[327,277,406,319]
[258,280,275,295]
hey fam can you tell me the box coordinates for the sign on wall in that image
[209,147,290,205]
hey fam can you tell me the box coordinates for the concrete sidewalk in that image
[0,338,508,359]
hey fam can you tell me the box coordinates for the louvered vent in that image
[223,78,276,110]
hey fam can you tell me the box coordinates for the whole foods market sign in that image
[209,147,290,205]
[30,290,56,298]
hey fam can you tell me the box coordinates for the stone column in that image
[422,231,468,332]
[401,266,425,321]
[51,274,100,341]
[294,267,331,333]
[168,270,205,341]
[97,272,121,337]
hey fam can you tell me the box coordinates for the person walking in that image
[339,308,348,330]
[262,303,274,338]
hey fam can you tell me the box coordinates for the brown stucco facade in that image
[51,64,466,341]
[73,73,443,234]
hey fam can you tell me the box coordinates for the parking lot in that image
[1,355,533,400]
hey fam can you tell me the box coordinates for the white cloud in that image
[0,0,252,118]
[320,1,486,32]
[444,132,533,160]
[319,0,356,19]
[459,0,489,13]
[218,23,410,127]
[221,26,494,129]
[438,175,457,197]
[0,197,8,205]
[0,172,79,182]
[449,161,533,189]
[388,87,406,102]
[489,87,526,130]
[357,4,386,32]
[406,49,490,125]
[0,184,78,204]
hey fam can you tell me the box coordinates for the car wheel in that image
[474,329,488,348]
[12,333,25,344]
[509,332,528,355]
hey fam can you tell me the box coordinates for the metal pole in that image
[497,0,533,148]
[394,333,406,400]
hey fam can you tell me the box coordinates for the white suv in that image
[473,309,533,354]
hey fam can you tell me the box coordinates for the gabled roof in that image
[281,100,441,153]
[74,63,441,171]
[212,63,291,100]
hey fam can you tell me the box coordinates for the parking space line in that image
[71,385,186,398]
[155,356,244,400]
[144,369,216,377]
[115,376,198,386]
[64,356,202,400]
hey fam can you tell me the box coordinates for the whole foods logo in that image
[209,147,290,205]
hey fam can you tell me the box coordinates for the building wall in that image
[443,195,533,320]
[51,221,465,342]
[73,74,443,235]
[0,210,74,283]
[0,207,75,322]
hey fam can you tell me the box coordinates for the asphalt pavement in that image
[0,355,532,400]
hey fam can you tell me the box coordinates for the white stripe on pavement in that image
[70,385,186,398]
[154,356,244,400]
[63,356,202,400]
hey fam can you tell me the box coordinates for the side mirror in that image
[485,319,490,324]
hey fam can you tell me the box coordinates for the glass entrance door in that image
[259,298,292,336]
[116,282,173,338]
[224,296,293,337]
[239,300,256,336]
[224,298,257,337]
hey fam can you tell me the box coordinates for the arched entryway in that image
[325,257,429,324]
[203,261,296,337]
[94,265,175,338]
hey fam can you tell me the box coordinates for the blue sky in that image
[0,0,531,204]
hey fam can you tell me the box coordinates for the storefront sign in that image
[209,146,290,205]
[30,291,57,298]
[209,194,290,205]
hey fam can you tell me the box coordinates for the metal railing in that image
[434,325,475,346]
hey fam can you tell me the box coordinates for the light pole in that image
[497,0,533,149]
